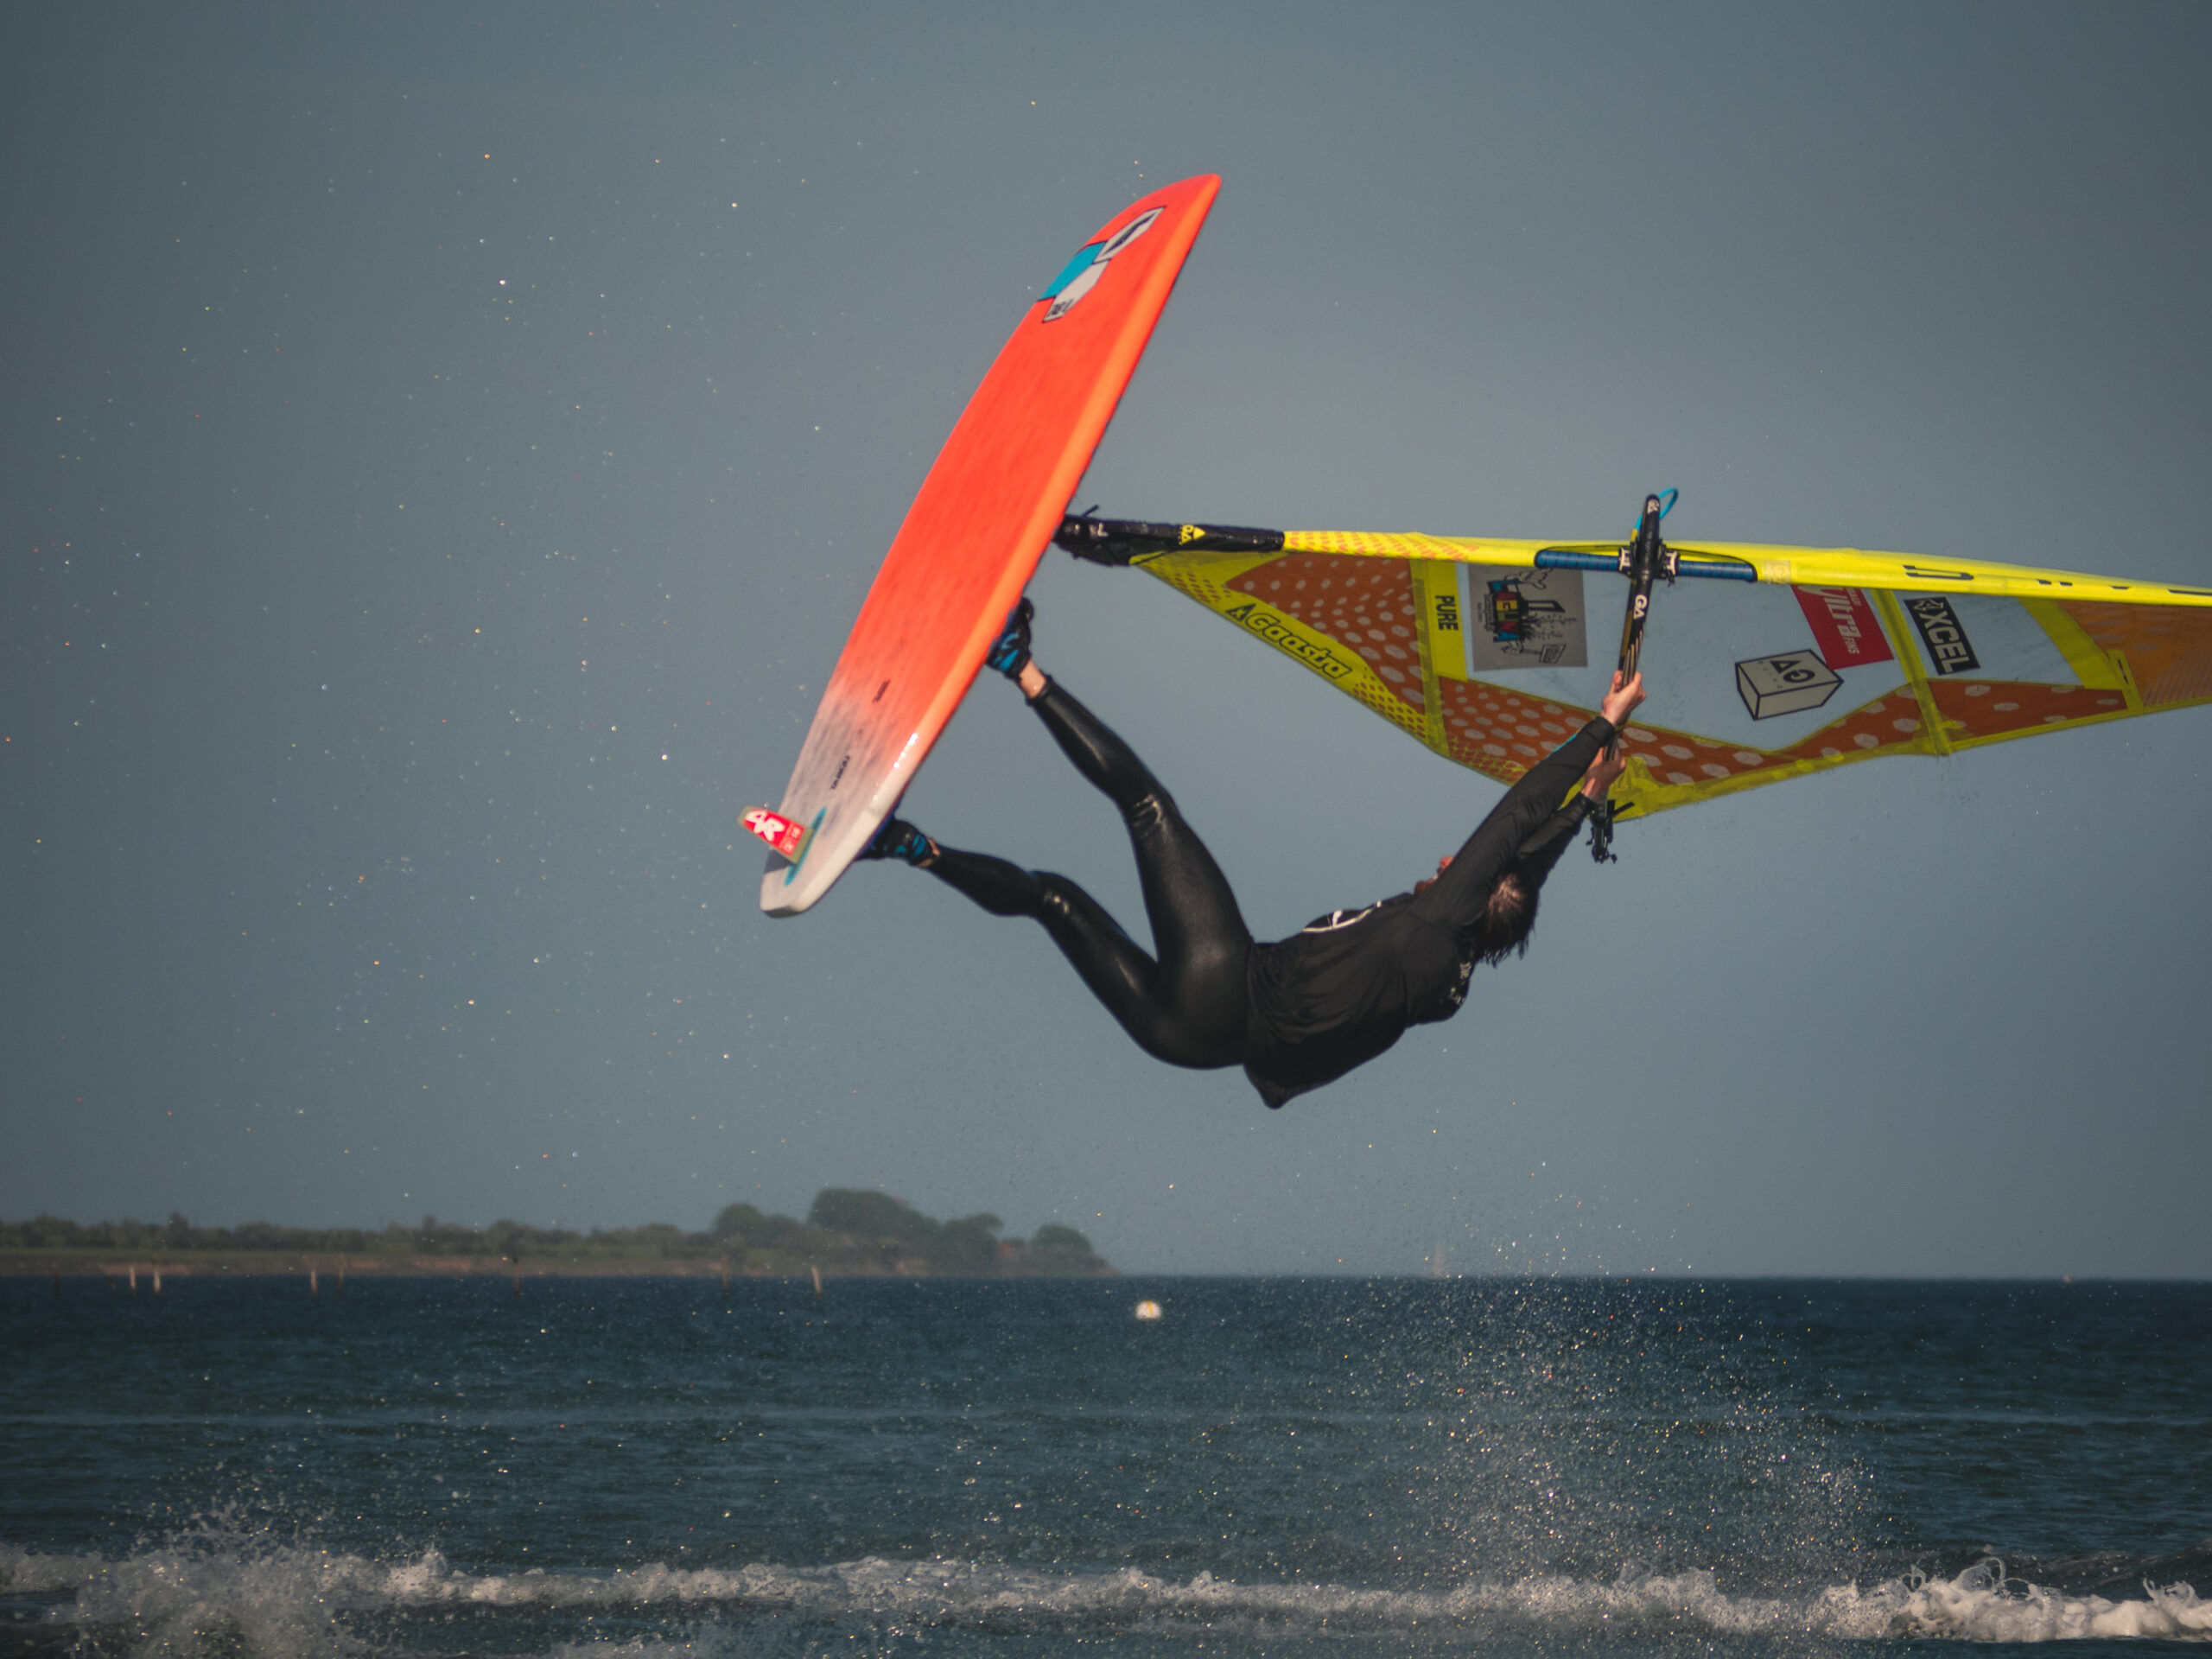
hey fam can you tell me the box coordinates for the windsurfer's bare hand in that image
[1581,745,1629,801]
[1599,671,1645,730]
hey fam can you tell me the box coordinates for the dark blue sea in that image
[2,1277,2206,1656]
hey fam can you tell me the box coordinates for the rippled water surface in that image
[3,1276,2207,1656]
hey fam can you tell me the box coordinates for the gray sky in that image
[6,2,2209,1275]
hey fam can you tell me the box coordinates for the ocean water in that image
[1,1277,2206,1657]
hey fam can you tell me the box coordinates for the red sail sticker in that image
[1792,586,1893,668]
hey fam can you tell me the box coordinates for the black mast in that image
[1588,490,1676,861]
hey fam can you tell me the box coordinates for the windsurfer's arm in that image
[1507,792,1594,881]
[1597,671,1645,740]
[1502,722,1633,882]
[1579,741,1630,802]
[1415,718,1612,917]
[1413,673,1643,918]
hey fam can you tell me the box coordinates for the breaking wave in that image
[4,1537,2208,1653]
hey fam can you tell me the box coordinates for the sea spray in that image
[13,1541,2208,1649]
[3,1277,2207,1657]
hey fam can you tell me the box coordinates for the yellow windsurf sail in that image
[1055,515,2212,826]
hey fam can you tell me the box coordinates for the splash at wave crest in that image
[7,1539,2209,1649]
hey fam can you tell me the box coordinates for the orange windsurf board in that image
[754,175,1221,915]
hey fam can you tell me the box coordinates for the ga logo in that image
[1039,207,1162,322]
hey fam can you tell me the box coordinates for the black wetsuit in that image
[1240,720,1609,1106]
[918,678,1614,1105]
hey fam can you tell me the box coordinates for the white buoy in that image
[1135,1299,1162,1320]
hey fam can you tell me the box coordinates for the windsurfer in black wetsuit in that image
[861,600,1645,1106]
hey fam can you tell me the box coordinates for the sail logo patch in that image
[1221,601,1352,679]
[1737,650,1841,720]
[1904,595,1980,674]
[1039,207,1163,322]
[1793,586,1893,667]
[1459,565,1586,671]
[1485,580,1537,646]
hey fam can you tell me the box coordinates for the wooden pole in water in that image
[334,1256,346,1295]
[152,1263,162,1294]
[810,1263,824,1305]
[509,1256,522,1299]
[128,1263,137,1294]
[309,1259,320,1297]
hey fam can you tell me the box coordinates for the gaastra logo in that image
[1904,594,1980,674]
[1221,601,1351,679]
[1039,207,1162,321]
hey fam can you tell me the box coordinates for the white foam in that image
[0,1541,99,1595]
[1811,1558,2212,1643]
[7,1538,2207,1645]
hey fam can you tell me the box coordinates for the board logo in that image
[1221,602,1351,679]
[742,806,810,859]
[1039,207,1163,322]
[1904,595,1980,674]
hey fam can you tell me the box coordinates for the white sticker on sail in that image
[1454,563,1588,672]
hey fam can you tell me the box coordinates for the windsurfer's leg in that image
[918,843,1232,1066]
[1025,677,1252,1066]
[918,845,1045,915]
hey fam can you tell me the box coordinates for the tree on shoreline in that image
[0,1191,1111,1277]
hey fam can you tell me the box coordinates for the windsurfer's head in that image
[1412,857,1540,960]
[1471,868,1539,964]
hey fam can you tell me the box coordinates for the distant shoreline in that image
[0,1190,1117,1280]
[0,1252,1116,1281]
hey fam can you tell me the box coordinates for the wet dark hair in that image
[1470,869,1540,966]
